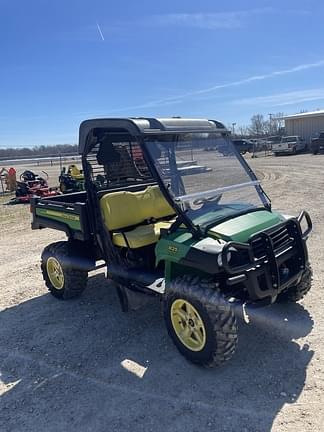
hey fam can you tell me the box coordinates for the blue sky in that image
[1,0,324,147]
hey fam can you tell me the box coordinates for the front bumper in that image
[221,211,312,302]
[273,147,294,154]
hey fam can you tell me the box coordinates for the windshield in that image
[282,136,298,143]
[144,132,269,228]
[267,136,281,143]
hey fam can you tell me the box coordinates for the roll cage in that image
[79,118,271,242]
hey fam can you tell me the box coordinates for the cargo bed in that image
[31,191,91,241]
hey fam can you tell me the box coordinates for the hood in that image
[208,210,283,243]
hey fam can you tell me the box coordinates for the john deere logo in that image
[168,246,178,253]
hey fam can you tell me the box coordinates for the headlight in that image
[217,247,238,267]
[217,250,232,267]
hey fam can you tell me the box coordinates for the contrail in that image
[96,22,105,41]
[102,58,324,112]
[72,57,324,116]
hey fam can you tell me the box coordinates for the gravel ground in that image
[0,153,323,431]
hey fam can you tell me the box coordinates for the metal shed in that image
[283,110,324,143]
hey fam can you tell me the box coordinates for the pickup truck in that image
[310,132,324,154]
[272,136,306,156]
[232,139,254,154]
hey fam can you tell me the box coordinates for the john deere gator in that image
[31,118,313,367]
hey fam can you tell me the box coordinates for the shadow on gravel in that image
[0,273,314,432]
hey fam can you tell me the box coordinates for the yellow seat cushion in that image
[68,165,84,180]
[100,185,175,231]
[112,221,173,248]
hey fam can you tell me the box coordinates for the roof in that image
[283,109,324,120]
[79,117,228,154]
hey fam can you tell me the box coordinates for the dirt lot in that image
[0,153,324,431]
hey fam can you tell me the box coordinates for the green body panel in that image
[36,208,81,231]
[155,230,193,267]
[156,210,284,283]
[208,210,284,243]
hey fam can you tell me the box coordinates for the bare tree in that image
[269,112,285,135]
[249,114,268,136]
[237,125,249,137]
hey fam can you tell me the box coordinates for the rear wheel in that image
[59,182,67,193]
[277,266,312,303]
[41,241,88,299]
[164,275,238,367]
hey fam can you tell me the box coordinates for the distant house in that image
[283,110,324,143]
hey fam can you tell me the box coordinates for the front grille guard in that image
[220,211,312,281]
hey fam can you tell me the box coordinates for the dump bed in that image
[31,191,92,241]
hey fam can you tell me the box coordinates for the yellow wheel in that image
[46,257,64,290]
[171,299,206,351]
[41,241,88,300]
[164,275,238,367]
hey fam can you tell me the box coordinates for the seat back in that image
[100,185,175,231]
[67,164,83,179]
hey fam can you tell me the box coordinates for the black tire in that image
[59,182,67,193]
[277,266,312,303]
[41,241,88,300]
[164,275,238,367]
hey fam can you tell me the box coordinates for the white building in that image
[283,110,324,143]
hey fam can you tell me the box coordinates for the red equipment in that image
[7,170,61,204]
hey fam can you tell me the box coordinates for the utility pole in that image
[268,113,273,135]
[232,123,236,136]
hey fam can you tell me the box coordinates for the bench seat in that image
[100,185,176,248]
[112,221,173,248]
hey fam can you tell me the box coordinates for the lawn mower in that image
[59,164,85,193]
[8,170,60,204]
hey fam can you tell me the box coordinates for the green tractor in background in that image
[59,164,85,193]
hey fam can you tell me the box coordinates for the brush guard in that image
[221,212,312,301]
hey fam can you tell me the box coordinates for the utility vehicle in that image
[31,118,313,367]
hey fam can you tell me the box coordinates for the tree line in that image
[232,112,285,137]
[0,144,78,160]
[0,112,288,159]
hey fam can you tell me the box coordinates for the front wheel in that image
[277,266,312,303]
[41,241,88,299]
[164,275,238,367]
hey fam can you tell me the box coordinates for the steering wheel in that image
[20,170,36,181]
[192,194,222,206]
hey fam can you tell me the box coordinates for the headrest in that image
[96,138,121,165]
